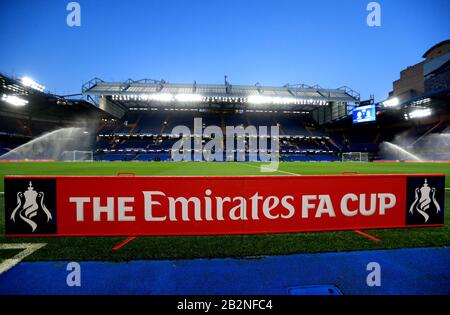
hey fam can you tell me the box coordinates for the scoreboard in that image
[353,104,376,124]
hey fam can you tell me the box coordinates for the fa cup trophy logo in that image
[409,179,441,223]
[10,181,52,232]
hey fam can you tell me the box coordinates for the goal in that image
[61,150,93,162]
[342,152,369,162]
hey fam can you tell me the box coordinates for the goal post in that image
[61,150,93,162]
[341,152,369,162]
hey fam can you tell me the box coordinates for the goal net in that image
[342,152,369,162]
[61,150,93,162]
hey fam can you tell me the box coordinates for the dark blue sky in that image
[0,0,449,101]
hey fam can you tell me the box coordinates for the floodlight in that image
[408,108,431,119]
[175,94,203,102]
[247,95,272,104]
[2,94,29,106]
[150,93,174,102]
[247,95,322,105]
[382,97,399,107]
[21,77,45,92]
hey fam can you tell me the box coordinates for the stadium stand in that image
[1,72,449,162]
[0,73,110,159]
[94,108,339,162]
[85,77,355,162]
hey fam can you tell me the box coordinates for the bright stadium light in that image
[247,95,325,105]
[137,93,203,103]
[248,95,295,105]
[2,94,29,106]
[408,108,432,119]
[143,93,173,102]
[271,96,297,104]
[155,93,174,102]
[21,76,45,92]
[175,94,203,102]
[382,97,399,107]
[247,95,270,104]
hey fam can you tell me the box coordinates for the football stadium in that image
[0,1,449,301]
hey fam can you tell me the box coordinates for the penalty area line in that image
[0,243,47,275]
[240,163,302,176]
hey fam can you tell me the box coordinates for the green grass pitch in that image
[0,161,449,261]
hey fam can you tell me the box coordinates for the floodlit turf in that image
[0,161,449,261]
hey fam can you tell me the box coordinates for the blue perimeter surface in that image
[0,247,449,295]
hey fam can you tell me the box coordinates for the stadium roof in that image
[422,39,450,59]
[0,73,109,121]
[82,77,359,111]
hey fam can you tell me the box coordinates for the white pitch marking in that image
[0,243,46,275]
[240,162,302,176]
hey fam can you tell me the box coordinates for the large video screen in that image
[352,104,376,123]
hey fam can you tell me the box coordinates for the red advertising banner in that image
[4,174,445,236]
